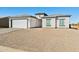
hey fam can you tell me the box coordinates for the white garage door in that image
[12,20,27,28]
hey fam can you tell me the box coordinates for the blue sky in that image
[0,7,79,23]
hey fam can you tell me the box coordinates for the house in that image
[0,17,9,28]
[35,13,71,28]
[0,13,71,29]
[0,15,41,28]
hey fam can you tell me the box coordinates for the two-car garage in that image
[0,16,42,28]
[9,16,41,28]
[12,20,28,28]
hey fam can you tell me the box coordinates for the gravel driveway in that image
[0,28,79,52]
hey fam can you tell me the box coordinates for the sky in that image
[0,7,79,23]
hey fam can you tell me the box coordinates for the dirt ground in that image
[0,28,22,34]
[0,28,79,52]
[0,45,24,52]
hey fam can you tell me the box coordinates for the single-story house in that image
[0,15,42,28]
[0,17,9,28]
[0,13,71,29]
[35,13,71,28]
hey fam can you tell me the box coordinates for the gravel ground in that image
[0,28,22,34]
[0,28,79,52]
[0,45,24,52]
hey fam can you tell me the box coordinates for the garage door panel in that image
[12,20,27,28]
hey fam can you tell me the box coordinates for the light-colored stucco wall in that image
[27,18,30,28]
[65,17,70,28]
[42,17,70,28]
[30,18,41,28]
[51,18,55,28]
[42,18,46,28]
[30,18,37,28]
[42,18,55,28]
[57,17,70,28]
[36,19,42,27]
[9,17,41,28]
[9,18,11,28]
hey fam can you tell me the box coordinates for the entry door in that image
[12,20,27,28]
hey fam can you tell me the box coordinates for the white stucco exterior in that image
[9,16,42,28]
[9,18,11,28]
[42,16,70,28]
[30,18,37,28]
[51,18,56,28]
[64,17,70,28]
[0,13,71,29]
[27,19,30,28]
[42,18,46,28]
[30,18,41,28]
[42,18,56,28]
[57,17,70,28]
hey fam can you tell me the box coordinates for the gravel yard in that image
[0,45,24,52]
[0,28,79,52]
[0,28,22,34]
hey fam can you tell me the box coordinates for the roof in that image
[42,14,71,18]
[0,16,8,18]
[0,14,71,20]
[0,16,10,20]
[35,13,48,16]
[0,15,39,20]
[49,14,71,17]
[9,15,38,19]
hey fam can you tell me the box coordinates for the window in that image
[59,19,65,26]
[46,19,51,26]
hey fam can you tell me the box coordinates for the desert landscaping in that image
[0,28,79,51]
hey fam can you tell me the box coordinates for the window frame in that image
[46,18,51,26]
[59,19,65,26]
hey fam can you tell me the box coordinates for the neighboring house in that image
[0,13,71,28]
[0,17,9,28]
[71,23,79,29]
